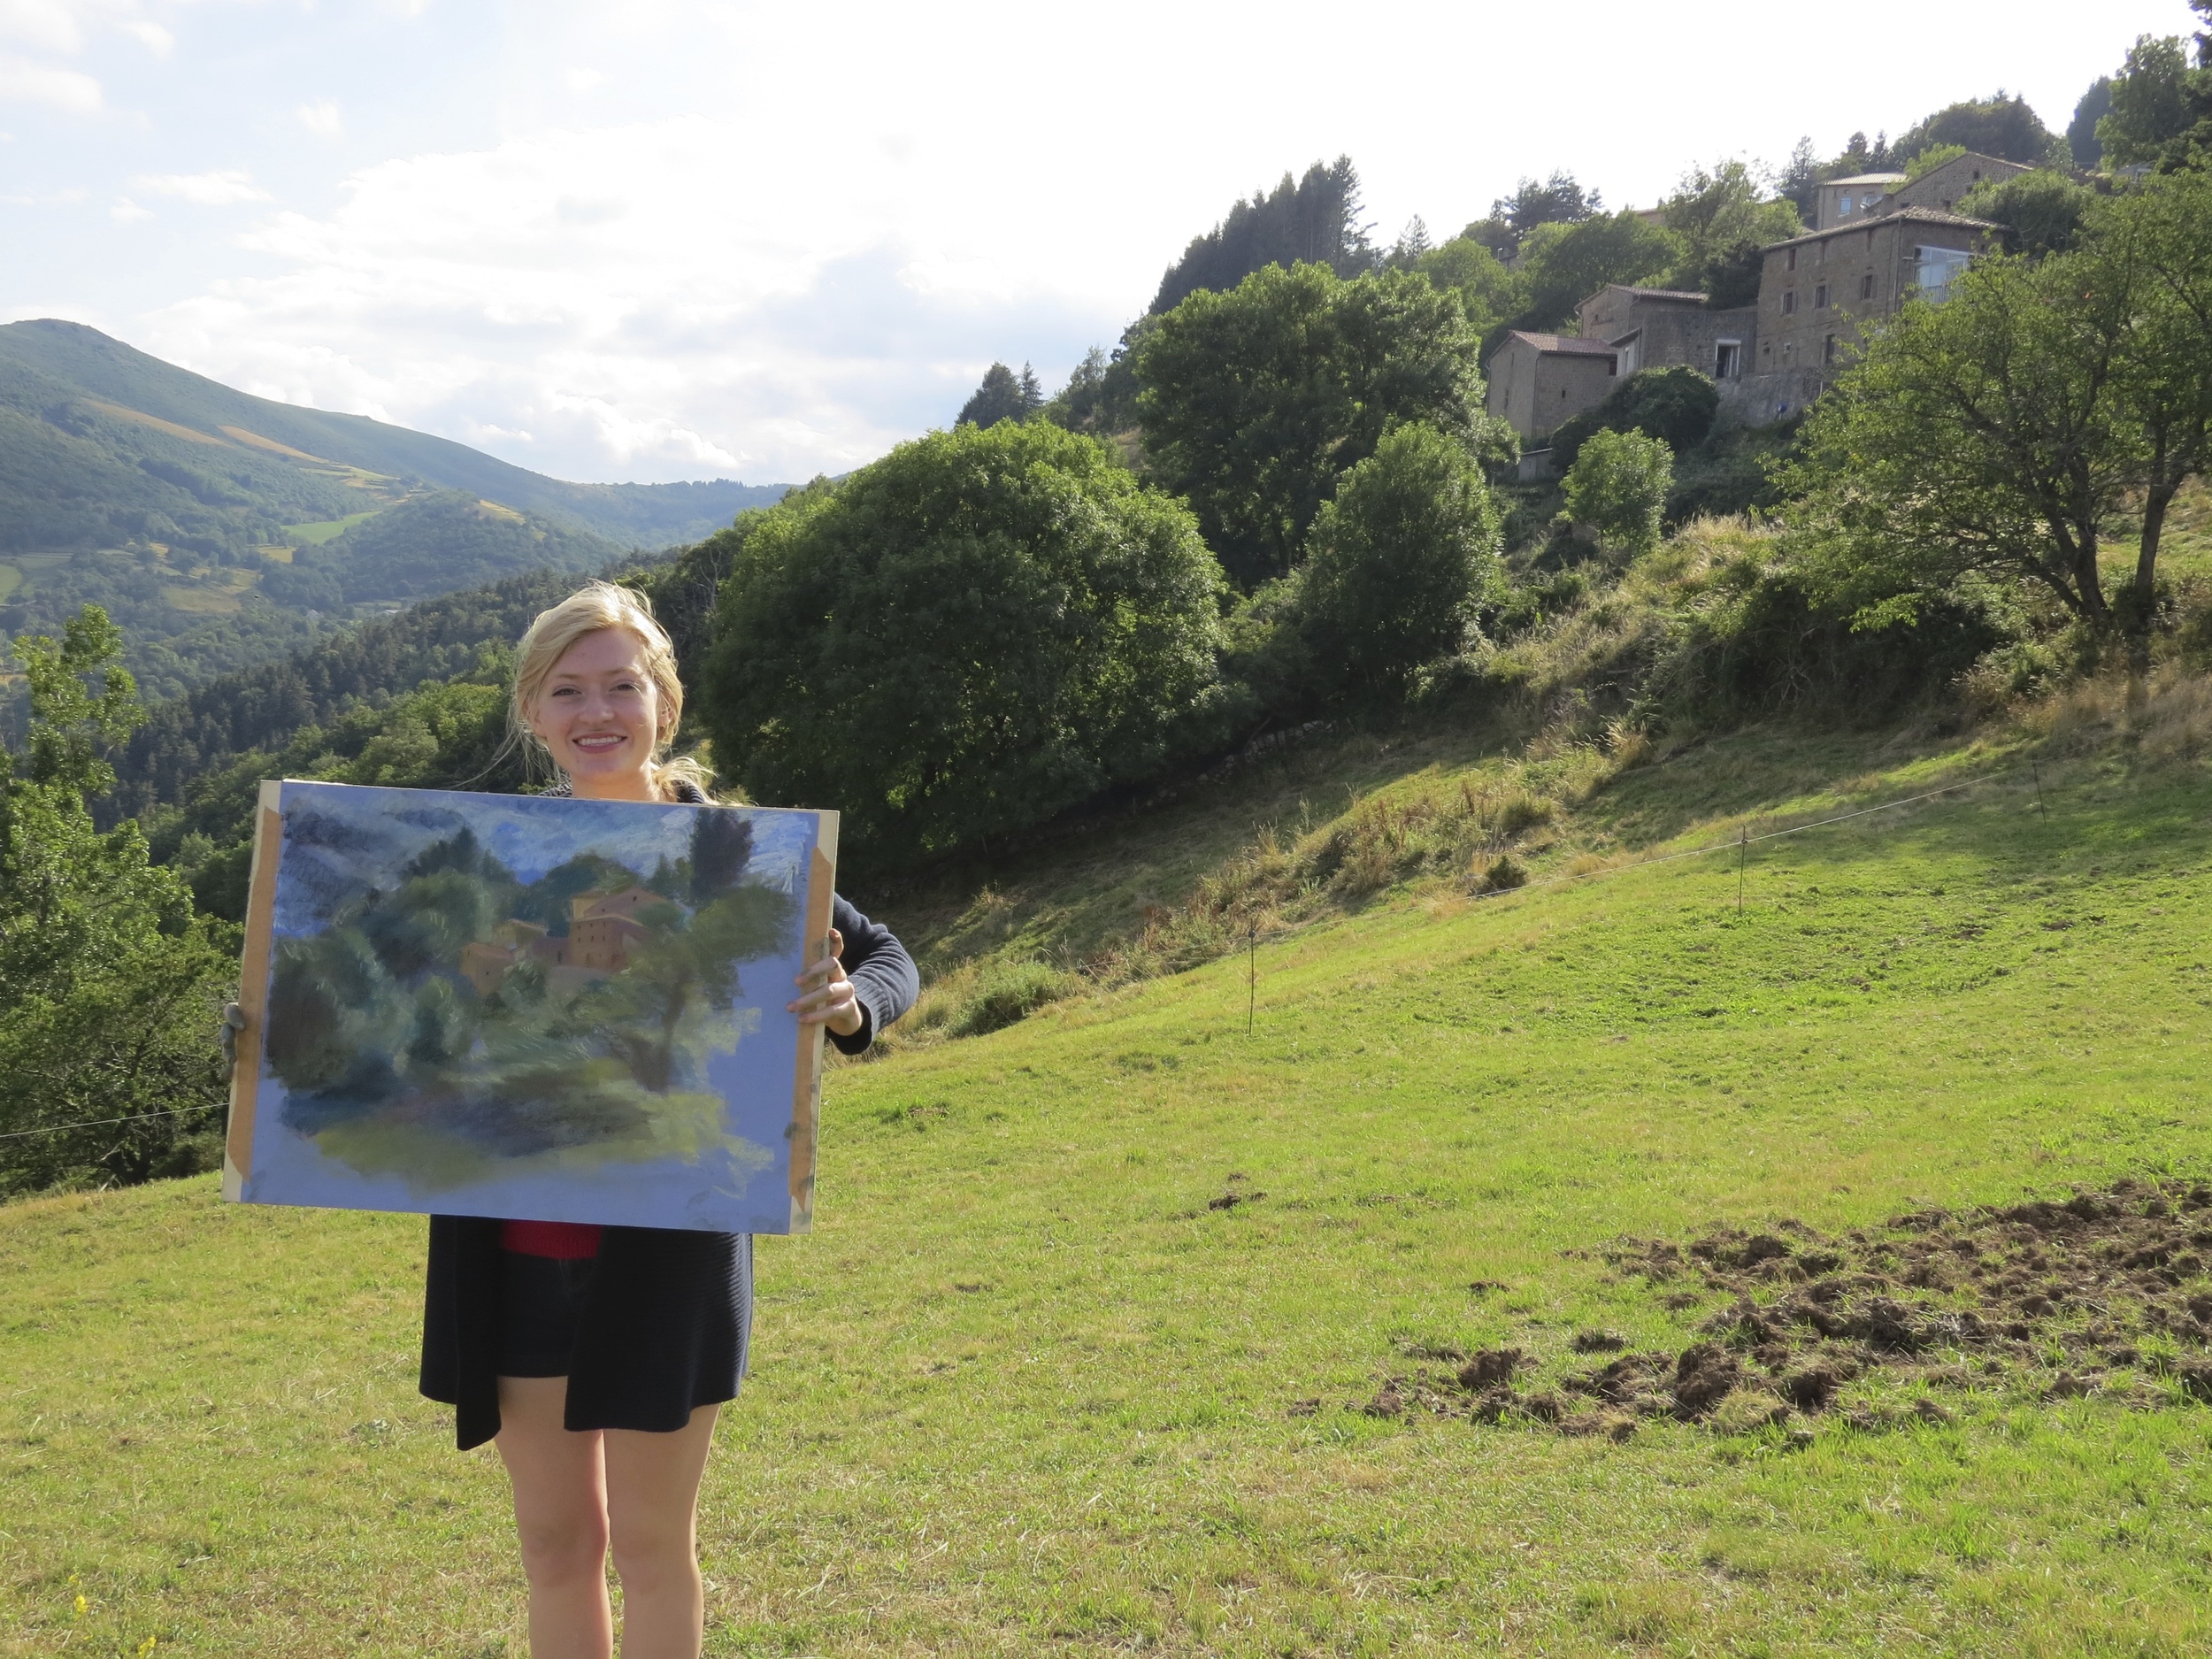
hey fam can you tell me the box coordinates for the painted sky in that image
[3,0,2199,485]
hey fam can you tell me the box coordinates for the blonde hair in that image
[510,580,713,800]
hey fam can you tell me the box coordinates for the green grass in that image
[7,694,2212,1655]
[0,564,20,602]
[281,510,380,546]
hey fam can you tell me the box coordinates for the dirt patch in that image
[1336,1178,2212,1436]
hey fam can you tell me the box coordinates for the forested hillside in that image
[0,319,787,694]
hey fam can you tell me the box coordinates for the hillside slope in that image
[0,320,788,545]
[0,319,788,694]
[5,676,2210,1654]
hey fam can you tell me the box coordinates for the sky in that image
[2,0,2200,488]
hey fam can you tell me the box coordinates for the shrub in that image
[1563,429,1673,560]
[701,421,1229,872]
[1136,262,1502,587]
[952,959,1073,1037]
[1550,366,1720,469]
[1295,423,1502,699]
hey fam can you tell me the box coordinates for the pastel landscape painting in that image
[226,780,833,1234]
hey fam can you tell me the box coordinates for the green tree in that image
[1563,429,1672,559]
[0,606,233,1195]
[1779,173,2212,660]
[1415,236,1524,339]
[956,362,1042,428]
[1294,423,1502,697]
[1660,162,1803,308]
[2098,35,2196,167]
[1136,262,1502,588]
[1892,93,2069,168]
[1549,366,1720,470]
[1506,211,1678,336]
[1958,170,2096,259]
[2070,76,2116,167]
[700,421,1228,869]
[1150,157,1377,314]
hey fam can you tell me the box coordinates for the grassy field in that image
[281,510,380,546]
[6,681,2212,1655]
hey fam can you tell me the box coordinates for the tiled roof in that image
[1763,206,1995,252]
[1609,286,1708,303]
[1500,332,1618,356]
[1826,172,1907,187]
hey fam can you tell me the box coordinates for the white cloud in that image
[563,66,600,92]
[0,0,87,53]
[0,50,99,110]
[136,167,269,204]
[109,193,148,220]
[121,17,168,54]
[137,112,1124,481]
[296,97,340,138]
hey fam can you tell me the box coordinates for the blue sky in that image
[3,0,2200,486]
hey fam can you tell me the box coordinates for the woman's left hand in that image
[789,926,864,1037]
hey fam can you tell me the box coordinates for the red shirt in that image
[498,1219,603,1258]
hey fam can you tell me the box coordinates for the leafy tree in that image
[2070,77,2116,167]
[1137,263,1502,588]
[1562,429,1672,560]
[2097,35,2197,167]
[1039,330,1149,436]
[1549,367,1720,470]
[0,606,233,1195]
[1958,170,2096,259]
[1150,157,1377,315]
[1779,172,2212,660]
[956,362,1042,428]
[1470,173,1601,261]
[1416,236,1525,340]
[1660,161,1802,308]
[1891,93,2069,168]
[701,420,1228,870]
[1778,137,1823,221]
[1294,423,1502,697]
[1505,211,1678,337]
[1901,142,1968,180]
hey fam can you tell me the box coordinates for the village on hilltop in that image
[1488,150,2031,467]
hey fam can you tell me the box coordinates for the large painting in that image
[222,780,838,1234]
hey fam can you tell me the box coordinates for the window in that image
[1861,272,1874,300]
[1815,282,1829,309]
[1715,341,1741,380]
[1823,334,1838,365]
[1914,245,1973,303]
[1786,246,1798,272]
[1839,193,1854,217]
[1782,289,1797,315]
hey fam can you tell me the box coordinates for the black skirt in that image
[420,1217,754,1448]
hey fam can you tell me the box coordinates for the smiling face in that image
[526,626,669,801]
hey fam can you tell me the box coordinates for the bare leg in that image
[495,1376,612,1659]
[603,1404,718,1659]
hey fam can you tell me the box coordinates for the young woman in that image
[415,582,918,1659]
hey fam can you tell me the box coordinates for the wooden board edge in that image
[787,812,840,1233]
[222,780,285,1202]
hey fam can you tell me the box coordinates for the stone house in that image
[1815,172,1906,230]
[1733,206,1989,420]
[1485,331,1619,439]
[1578,285,1756,384]
[1887,150,2030,216]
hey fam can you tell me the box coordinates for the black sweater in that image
[420,890,918,1448]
